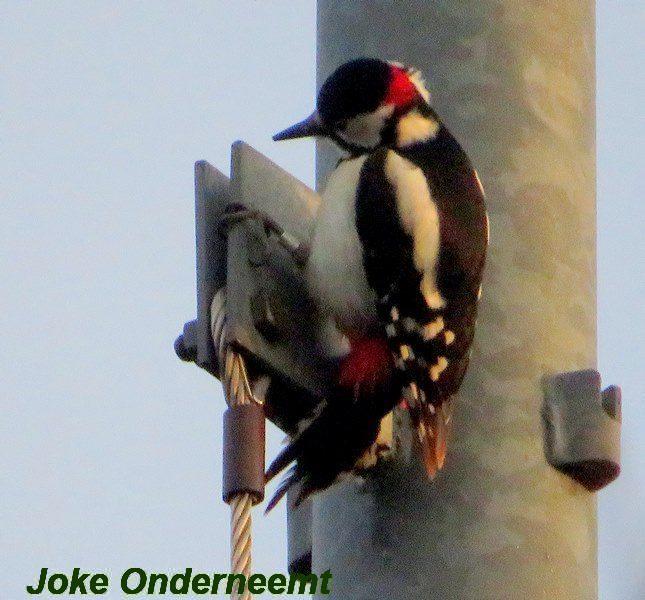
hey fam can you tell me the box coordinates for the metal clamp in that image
[542,369,621,491]
[222,403,266,504]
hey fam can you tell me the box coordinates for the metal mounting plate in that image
[225,142,331,406]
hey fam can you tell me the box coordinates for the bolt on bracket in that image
[542,369,621,491]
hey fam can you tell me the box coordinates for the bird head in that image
[273,58,434,153]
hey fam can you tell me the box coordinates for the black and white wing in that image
[356,131,487,476]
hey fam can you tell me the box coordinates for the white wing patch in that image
[420,284,446,310]
[422,316,444,341]
[429,357,449,382]
[399,344,413,360]
[384,151,444,312]
[402,317,418,332]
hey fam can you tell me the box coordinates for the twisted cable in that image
[230,493,253,599]
[211,288,256,600]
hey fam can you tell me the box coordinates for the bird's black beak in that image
[273,112,326,141]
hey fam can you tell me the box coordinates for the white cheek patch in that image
[338,104,395,149]
[384,152,445,311]
[397,109,439,147]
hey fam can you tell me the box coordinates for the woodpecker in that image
[265,58,488,511]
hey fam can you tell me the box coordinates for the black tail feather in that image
[265,439,301,484]
[265,466,298,513]
[263,381,397,510]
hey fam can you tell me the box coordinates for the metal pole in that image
[314,1,597,598]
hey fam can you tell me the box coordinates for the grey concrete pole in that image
[314,2,597,598]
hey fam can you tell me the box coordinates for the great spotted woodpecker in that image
[265,58,488,510]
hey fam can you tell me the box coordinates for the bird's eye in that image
[336,119,349,131]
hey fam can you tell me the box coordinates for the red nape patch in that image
[338,338,393,389]
[385,67,417,108]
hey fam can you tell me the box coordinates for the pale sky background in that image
[1,1,643,599]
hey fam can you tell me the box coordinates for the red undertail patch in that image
[338,338,393,390]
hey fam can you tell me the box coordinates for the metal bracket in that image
[223,142,334,432]
[174,148,328,575]
[175,144,334,434]
[175,161,230,376]
[542,369,621,491]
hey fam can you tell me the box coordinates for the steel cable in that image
[211,288,257,600]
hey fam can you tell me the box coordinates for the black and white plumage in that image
[266,58,488,510]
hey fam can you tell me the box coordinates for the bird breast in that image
[307,155,378,336]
